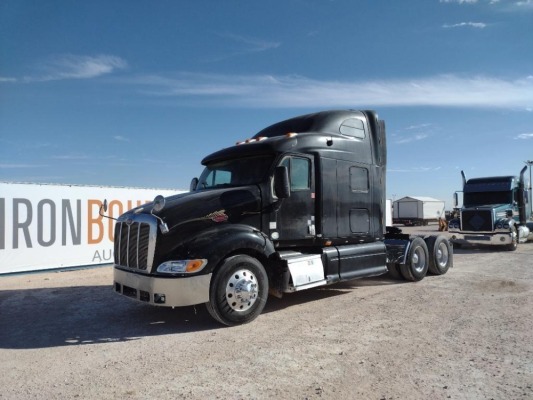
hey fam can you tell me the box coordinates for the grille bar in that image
[461,210,493,232]
[114,215,157,271]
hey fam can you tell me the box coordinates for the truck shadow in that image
[452,245,515,254]
[263,275,401,313]
[0,275,400,350]
[0,285,216,350]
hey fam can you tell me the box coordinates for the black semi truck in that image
[102,110,453,326]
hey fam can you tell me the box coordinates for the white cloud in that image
[208,33,280,61]
[113,135,130,142]
[388,166,442,173]
[395,133,429,144]
[219,33,280,53]
[515,0,533,7]
[404,124,432,131]
[0,77,17,83]
[394,123,433,144]
[51,154,90,160]
[443,22,487,28]
[515,133,533,140]
[25,54,127,82]
[440,0,478,3]
[440,0,533,9]
[0,163,48,168]
[130,72,533,110]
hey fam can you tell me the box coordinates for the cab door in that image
[274,154,316,242]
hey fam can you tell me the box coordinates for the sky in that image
[1,0,532,208]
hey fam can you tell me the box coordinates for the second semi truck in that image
[449,168,533,250]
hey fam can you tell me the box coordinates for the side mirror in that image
[99,199,108,217]
[190,177,199,191]
[152,195,166,213]
[274,166,290,199]
[453,192,458,208]
[99,199,118,221]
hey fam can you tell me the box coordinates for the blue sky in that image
[1,0,532,207]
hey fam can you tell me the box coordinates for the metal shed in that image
[392,196,446,226]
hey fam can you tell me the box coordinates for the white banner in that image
[0,183,184,274]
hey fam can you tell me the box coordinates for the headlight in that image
[503,222,510,229]
[157,259,208,274]
[496,223,503,229]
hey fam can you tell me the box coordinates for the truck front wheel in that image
[400,237,429,281]
[205,255,269,326]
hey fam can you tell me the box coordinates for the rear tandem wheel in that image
[426,235,452,275]
[400,237,429,282]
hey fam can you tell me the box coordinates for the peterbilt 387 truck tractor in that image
[101,110,453,326]
[448,167,533,251]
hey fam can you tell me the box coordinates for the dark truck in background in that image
[102,110,453,326]
[448,168,533,250]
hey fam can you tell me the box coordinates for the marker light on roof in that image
[236,136,269,145]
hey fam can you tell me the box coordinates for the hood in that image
[462,203,515,219]
[126,185,262,232]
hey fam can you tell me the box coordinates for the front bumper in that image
[114,267,212,307]
[449,231,513,246]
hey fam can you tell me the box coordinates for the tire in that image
[426,235,452,275]
[505,227,518,251]
[400,237,429,282]
[387,263,402,280]
[205,255,268,326]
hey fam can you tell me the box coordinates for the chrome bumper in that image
[114,268,211,307]
[449,231,513,246]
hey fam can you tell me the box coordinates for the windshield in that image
[197,155,274,190]
[464,191,513,207]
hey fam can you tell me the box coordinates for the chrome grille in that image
[114,215,157,271]
[461,210,493,232]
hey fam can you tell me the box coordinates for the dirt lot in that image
[1,226,532,400]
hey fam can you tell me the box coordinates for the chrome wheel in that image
[427,235,452,275]
[436,242,449,268]
[226,269,258,312]
[412,246,427,274]
[206,255,268,326]
[400,237,429,281]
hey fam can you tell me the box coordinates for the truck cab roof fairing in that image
[253,110,370,139]
[202,110,380,166]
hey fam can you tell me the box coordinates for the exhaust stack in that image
[518,165,528,225]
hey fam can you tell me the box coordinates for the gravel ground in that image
[1,226,532,400]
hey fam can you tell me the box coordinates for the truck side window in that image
[339,118,365,139]
[350,166,369,193]
[280,157,310,191]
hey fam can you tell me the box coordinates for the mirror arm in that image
[99,200,118,221]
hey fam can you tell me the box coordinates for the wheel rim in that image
[412,247,426,274]
[436,243,449,267]
[225,269,258,312]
